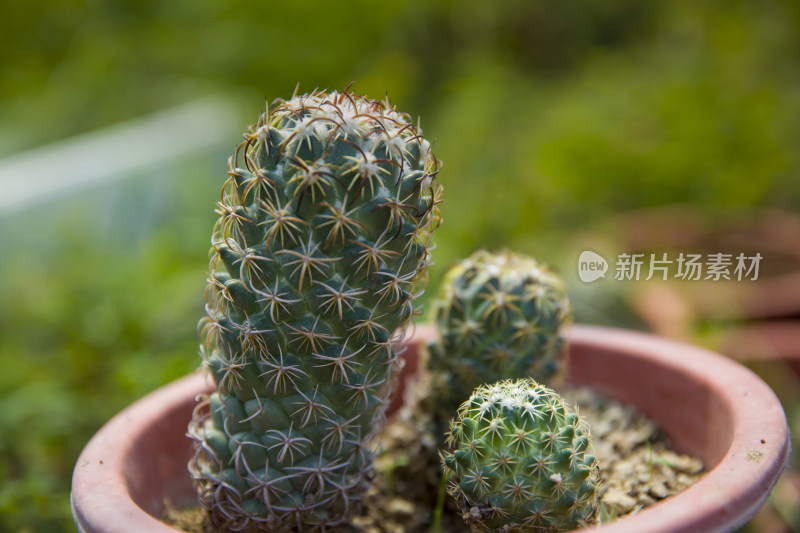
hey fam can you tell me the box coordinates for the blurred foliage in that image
[0,159,222,530]
[1,0,799,530]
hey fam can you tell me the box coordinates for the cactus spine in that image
[427,250,570,433]
[441,379,599,532]
[188,89,442,531]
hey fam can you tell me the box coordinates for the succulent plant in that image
[426,250,570,433]
[187,88,443,532]
[441,379,599,532]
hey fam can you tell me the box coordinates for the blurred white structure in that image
[0,97,239,215]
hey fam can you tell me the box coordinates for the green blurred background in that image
[1,0,799,531]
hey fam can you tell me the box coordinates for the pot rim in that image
[71,324,791,533]
[71,372,213,533]
[567,325,791,533]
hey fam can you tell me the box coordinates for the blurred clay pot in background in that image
[586,206,800,339]
[720,321,800,379]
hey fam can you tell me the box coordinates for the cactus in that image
[427,250,570,433]
[441,379,599,532]
[188,88,443,532]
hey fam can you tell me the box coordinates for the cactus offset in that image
[427,250,570,433]
[188,89,442,532]
[442,379,599,532]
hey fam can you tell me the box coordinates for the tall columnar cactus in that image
[188,89,443,532]
[441,379,599,532]
[427,250,570,432]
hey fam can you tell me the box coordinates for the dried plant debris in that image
[167,384,704,532]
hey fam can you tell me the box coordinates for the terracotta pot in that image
[71,325,790,533]
[566,326,791,532]
[717,321,800,533]
[70,328,428,533]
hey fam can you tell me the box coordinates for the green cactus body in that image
[442,379,599,532]
[427,250,570,432]
[188,89,442,532]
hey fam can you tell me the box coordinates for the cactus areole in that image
[188,89,442,532]
[442,379,599,532]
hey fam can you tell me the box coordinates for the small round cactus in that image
[441,379,599,532]
[427,250,570,432]
[188,88,443,532]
